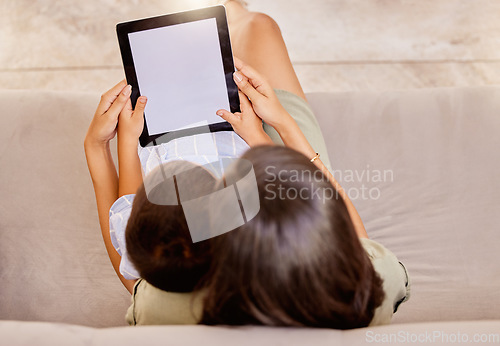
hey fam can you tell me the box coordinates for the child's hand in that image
[217,91,273,147]
[232,57,292,131]
[85,81,132,147]
[117,95,147,146]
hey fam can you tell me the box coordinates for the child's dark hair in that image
[125,161,216,292]
[200,146,385,329]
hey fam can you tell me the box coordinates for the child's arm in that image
[117,95,148,197]
[84,81,144,293]
[229,58,368,239]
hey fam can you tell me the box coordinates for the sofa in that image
[1,87,499,344]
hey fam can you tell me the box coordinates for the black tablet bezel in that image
[116,5,239,147]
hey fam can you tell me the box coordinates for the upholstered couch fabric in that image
[1,320,500,346]
[1,87,499,343]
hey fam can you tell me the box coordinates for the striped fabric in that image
[110,131,249,279]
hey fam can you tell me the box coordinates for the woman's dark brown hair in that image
[126,161,216,292]
[200,146,384,329]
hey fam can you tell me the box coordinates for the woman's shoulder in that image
[126,279,205,326]
[359,238,411,326]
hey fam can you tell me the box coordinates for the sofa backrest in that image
[1,87,499,328]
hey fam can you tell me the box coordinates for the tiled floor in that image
[1,0,499,93]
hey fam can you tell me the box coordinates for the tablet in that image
[116,6,239,147]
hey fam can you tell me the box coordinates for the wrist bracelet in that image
[310,152,320,163]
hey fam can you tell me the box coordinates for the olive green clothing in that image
[126,279,205,326]
[360,238,411,326]
[265,89,332,169]
[126,238,410,326]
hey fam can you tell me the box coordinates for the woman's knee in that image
[244,12,282,36]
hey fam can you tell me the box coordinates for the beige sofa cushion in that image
[1,320,499,345]
[307,87,500,324]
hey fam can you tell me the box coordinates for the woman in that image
[200,145,410,328]
[84,0,409,327]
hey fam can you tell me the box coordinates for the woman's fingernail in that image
[233,71,243,83]
[217,111,223,116]
[138,96,147,104]
[123,85,132,96]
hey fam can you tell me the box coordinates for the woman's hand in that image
[217,91,273,147]
[85,80,131,147]
[231,57,292,130]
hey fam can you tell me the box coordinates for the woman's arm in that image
[270,115,368,238]
[84,81,144,294]
[226,58,368,238]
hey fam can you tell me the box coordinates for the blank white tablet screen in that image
[128,18,230,135]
